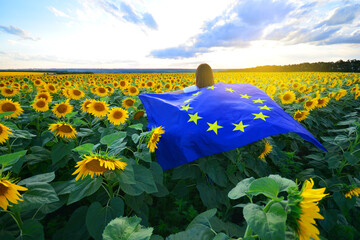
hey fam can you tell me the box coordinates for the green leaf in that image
[21,219,45,240]
[213,233,229,240]
[187,209,217,230]
[198,157,228,187]
[11,183,59,212]
[0,111,14,118]
[66,111,78,119]
[344,152,360,165]
[67,177,103,205]
[134,151,152,162]
[102,216,153,240]
[131,134,140,144]
[51,141,75,164]
[0,150,27,166]
[62,206,90,240]
[268,175,296,193]
[228,177,255,200]
[18,172,55,185]
[86,197,125,240]
[72,143,94,155]
[116,164,136,184]
[129,123,143,131]
[247,177,280,199]
[243,203,286,240]
[133,164,158,194]
[100,132,127,146]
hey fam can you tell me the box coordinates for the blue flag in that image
[139,82,326,170]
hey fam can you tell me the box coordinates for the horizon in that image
[1,0,360,69]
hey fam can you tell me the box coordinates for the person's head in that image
[196,63,214,88]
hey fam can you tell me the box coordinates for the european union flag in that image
[139,82,326,170]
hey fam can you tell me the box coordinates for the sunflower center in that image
[0,126,3,135]
[125,100,134,106]
[5,89,14,94]
[58,125,73,133]
[57,104,68,113]
[151,133,159,143]
[130,87,136,93]
[0,182,8,195]
[73,90,81,96]
[36,101,46,108]
[120,81,126,87]
[94,103,105,111]
[98,88,106,93]
[283,94,291,101]
[85,159,108,172]
[306,101,313,107]
[49,85,55,91]
[295,112,303,118]
[38,94,48,100]
[2,103,16,112]
[318,99,324,105]
[113,111,123,119]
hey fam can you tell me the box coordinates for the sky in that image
[0,0,360,69]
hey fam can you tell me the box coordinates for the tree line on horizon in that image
[226,59,360,73]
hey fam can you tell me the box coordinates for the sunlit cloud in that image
[48,6,70,18]
[0,25,39,41]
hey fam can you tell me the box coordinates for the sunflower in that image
[48,122,77,139]
[32,99,49,112]
[33,79,44,87]
[280,90,296,104]
[345,187,360,198]
[146,81,155,89]
[0,123,13,144]
[87,100,109,117]
[64,81,72,87]
[147,126,165,152]
[119,80,128,89]
[355,90,360,100]
[0,99,23,119]
[72,154,127,181]
[316,97,330,108]
[35,92,52,103]
[52,100,73,118]
[293,110,309,122]
[81,99,94,113]
[1,87,18,97]
[335,89,347,101]
[304,99,317,111]
[266,85,276,96]
[46,84,57,93]
[258,140,273,160]
[288,178,328,240]
[133,110,145,120]
[127,86,139,96]
[107,108,129,125]
[0,177,28,210]
[69,89,85,100]
[122,98,135,109]
[105,86,114,94]
[95,87,108,97]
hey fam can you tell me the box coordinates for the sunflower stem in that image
[263,199,275,212]
[244,225,253,238]
[4,210,23,234]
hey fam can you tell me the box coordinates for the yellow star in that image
[184,98,193,103]
[240,94,251,99]
[253,98,265,104]
[225,88,235,93]
[252,112,269,121]
[207,121,223,134]
[192,92,200,96]
[188,112,202,124]
[208,86,217,90]
[259,105,272,111]
[232,121,249,132]
[181,104,193,111]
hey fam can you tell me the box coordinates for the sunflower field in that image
[0,71,359,240]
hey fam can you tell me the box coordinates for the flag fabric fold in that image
[139,82,326,170]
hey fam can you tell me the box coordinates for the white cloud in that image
[48,6,70,18]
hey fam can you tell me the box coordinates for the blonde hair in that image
[196,63,214,88]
